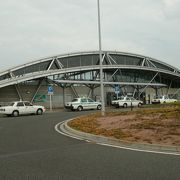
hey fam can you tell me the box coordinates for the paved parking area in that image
[0,111,180,180]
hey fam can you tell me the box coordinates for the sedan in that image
[111,96,143,108]
[0,101,45,117]
[65,98,102,111]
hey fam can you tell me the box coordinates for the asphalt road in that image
[0,111,180,180]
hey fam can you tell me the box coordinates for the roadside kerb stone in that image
[62,119,180,154]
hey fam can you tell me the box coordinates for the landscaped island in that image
[68,103,180,146]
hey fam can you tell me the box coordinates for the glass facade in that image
[59,55,99,68]
[110,54,142,66]
[104,69,160,84]
[152,61,174,72]
[0,52,179,89]
[13,61,50,76]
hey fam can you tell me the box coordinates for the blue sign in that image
[114,84,120,94]
[48,85,54,95]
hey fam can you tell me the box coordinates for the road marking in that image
[54,121,84,141]
[97,142,180,156]
[54,121,180,156]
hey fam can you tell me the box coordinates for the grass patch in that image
[68,113,132,139]
[68,105,180,145]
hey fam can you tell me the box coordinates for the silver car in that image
[111,96,143,108]
[65,98,102,111]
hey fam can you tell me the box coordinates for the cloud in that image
[162,0,179,7]
[161,0,180,19]
[0,0,179,71]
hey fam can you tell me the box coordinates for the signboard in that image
[114,84,120,94]
[48,85,54,111]
[48,85,54,95]
[34,94,46,102]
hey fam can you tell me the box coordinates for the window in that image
[72,98,78,102]
[8,102,15,106]
[88,99,94,102]
[17,102,24,107]
[24,102,32,106]
[130,97,136,101]
[81,99,87,103]
[118,96,125,100]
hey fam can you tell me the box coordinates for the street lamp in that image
[97,0,105,116]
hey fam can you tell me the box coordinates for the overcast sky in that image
[0,0,180,71]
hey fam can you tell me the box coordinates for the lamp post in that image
[97,0,105,116]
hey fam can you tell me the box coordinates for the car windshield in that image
[24,102,33,106]
[130,97,136,100]
[72,98,78,102]
[88,99,94,102]
[117,96,125,100]
[8,102,15,106]
[154,95,163,99]
[81,99,87,103]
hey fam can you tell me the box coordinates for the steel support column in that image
[15,84,23,101]
[30,79,44,103]
[139,72,159,96]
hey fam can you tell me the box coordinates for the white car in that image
[65,98,102,111]
[151,95,177,104]
[111,96,143,108]
[0,101,45,117]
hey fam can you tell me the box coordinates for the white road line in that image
[54,121,84,141]
[97,142,180,156]
[54,121,180,156]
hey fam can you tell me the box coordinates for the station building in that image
[0,51,180,108]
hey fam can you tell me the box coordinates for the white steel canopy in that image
[0,51,180,89]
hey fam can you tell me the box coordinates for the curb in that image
[60,119,180,155]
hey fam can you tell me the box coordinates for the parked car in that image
[111,96,143,108]
[151,95,177,104]
[0,101,45,117]
[65,98,102,111]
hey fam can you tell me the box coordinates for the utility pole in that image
[97,0,105,116]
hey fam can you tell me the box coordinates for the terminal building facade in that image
[0,51,180,108]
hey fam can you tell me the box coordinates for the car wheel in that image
[115,104,120,108]
[36,109,43,115]
[77,106,83,111]
[138,103,142,107]
[97,105,102,110]
[123,103,127,108]
[12,110,19,117]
